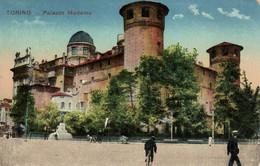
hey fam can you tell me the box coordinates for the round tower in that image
[120,1,169,71]
[207,42,243,72]
[67,31,96,65]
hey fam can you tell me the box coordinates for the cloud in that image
[24,16,48,25]
[257,0,260,5]
[12,20,20,24]
[173,14,184,20]
[201,12,214,19]
[217,8,250,20]
[189,4,199,15]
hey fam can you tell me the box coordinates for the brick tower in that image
[120,1,169,71]
[207,42,243,73]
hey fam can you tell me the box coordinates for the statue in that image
[15,52,20,58]
[60,112,64,123]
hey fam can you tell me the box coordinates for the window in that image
[108,73,111,79]
[157,9,162,19]
[69,103,71,109]
[72,47,77,55]
[83,47,87,55]
[211,50,216,59]
[61,102,65,109]
[81,101,84,108]
[108,59,111,65]
[222,48,228,56]
[142,7,149,17]
[157,42,161,48]
[234,49,238,57]
[92,77,94,81]
[209,83,212,89]
[127,9,133,20]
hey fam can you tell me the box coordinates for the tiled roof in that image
[0,103,12,108]
[195,64,217,73]
[207,42,243,52]
[51,92,71,97]
[3,98,12,103]
[75,51,123,67]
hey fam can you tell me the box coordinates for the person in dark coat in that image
[144,136,157,163]
[227,130,242,166]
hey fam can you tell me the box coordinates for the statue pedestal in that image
[49,123,72,140]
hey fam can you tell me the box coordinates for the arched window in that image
[142,7,149,17]
[61,102,65,109]
[127,9,133,20]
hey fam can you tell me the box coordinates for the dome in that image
[68,31,94,44]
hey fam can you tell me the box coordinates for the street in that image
[0,138,259,166]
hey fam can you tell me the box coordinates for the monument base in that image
[49,123,72,140]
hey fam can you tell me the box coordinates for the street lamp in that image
[25,99,30,142]
[211,110,214,144]
[170,109,173,141]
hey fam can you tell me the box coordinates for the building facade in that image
[10,1,243,120]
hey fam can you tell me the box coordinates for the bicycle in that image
[145,150,152,166]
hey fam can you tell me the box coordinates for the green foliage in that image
[10,84,36,131]
[214,59,240,137]
[87,72,139,136]
[64,110,90,135]
[35,102,60,131]
[161,44,209,137]
[136,56,165,132]
[232,72,259,138]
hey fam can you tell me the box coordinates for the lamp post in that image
[25,100,30,142]
[211,110,214,144]
[170,109,173,140]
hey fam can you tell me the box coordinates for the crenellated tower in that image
[120,1,169,71]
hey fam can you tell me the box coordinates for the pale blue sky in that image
[0,0,259,98]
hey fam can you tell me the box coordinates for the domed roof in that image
[69,31,94,44]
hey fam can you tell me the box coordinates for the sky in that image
[0,0,260,99]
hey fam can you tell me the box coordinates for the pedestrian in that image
[227,130,242,166]
[144,136,157,164]
[208,136,212,146]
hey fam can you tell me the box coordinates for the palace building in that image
[10,1,243,120]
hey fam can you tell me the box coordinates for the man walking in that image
[227,130,242,166]
[144,136,157,164]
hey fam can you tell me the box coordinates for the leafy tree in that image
[36,102,60,131]
[136,56,165,133]
[87,90,108,134]
[10,84,36,134]
[104,76,139,135]
[161,44,209,137]
[214,59,240,138]
[64,110,90,135]
[116,69,137,108]
[87,74,139,136]
[232,72,259,138]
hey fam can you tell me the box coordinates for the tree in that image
[36,102,60,132]
[136,56,165,133]
[161,44,209,137]
[232,72,259,138]
[10,84,36,135]
[116,69,137,108]
[87,73,139,136]
[64,110,90,135]
[214,59,240,138]
[104,76,139,135]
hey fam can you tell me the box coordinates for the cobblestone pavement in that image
[0,138,259,166]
